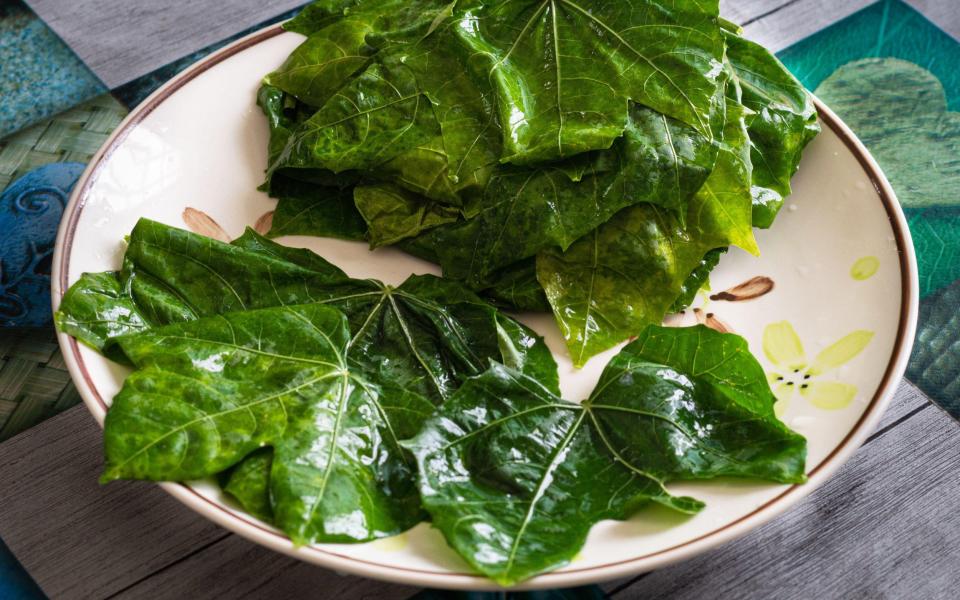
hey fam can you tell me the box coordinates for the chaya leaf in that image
[365,14,504,206]
[267,175,368,240]
[723,30,820,228]
[354,183,459,248]
[405,325,806,585]
[669,247,727,313]
[453,0,725,164]
[221,447,274,522]
[268,60,441,179]
[264,15,375,108]
[411,101,720,288]
[55,271,149,353]
[102,304,434,545]
[537,96,758,366]
[55,219,558,402]
[479,258,552,313]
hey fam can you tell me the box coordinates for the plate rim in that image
[50,22,920,590]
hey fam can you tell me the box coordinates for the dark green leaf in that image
[668,247,727,313]
[55,271,149,353]
[724,31,820,228]
[480,259,551,313]
[354,183,459,247]
[268,60,441,178]
[452,0,725,164]
[593,325,807,482]
[405,362,698,585]
[267,175,368,240]
[412,102,720,287]
[221,447,275,522]
[103,304,433,544]
[283,1,360,36]
[406,325,805,584]
[370,16,503,205]
[537,97,757,365]
[56,219,558,403]
[266,18,374,108]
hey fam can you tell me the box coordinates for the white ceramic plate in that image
[52,24,919,590]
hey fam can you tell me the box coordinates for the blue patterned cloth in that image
[1,163,84,328]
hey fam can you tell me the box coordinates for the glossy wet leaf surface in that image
[537,98,757,365]
[724,31,820,227]
[406,325,806,584]
[56,220,557,399]
[103,304,434,544]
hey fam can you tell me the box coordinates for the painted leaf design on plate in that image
[405,325,806,584]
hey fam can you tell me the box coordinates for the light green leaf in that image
[762,321,807,371]
[801,381,857,410]
[807,330,873,376]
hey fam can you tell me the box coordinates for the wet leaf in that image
[406,325,806,584]
[56,219,558,401]
[102,304,434,544]
[537,99,757,365]
[724,30,820,228]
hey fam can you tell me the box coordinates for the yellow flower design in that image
[762,321,874,416]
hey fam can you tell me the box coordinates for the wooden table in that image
[0,381,956,599]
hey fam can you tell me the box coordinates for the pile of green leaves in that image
[57,220,806,585]
[258,0,820,366]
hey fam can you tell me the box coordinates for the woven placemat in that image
[0,93,126,191]
[0,330,79,442]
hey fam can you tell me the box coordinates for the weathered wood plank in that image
[112,535,416,600]
[23,0,305,88]
[906,0,960,41]
[0,406,416,599]
[611,386,959,599]
[0,407,226,598]
[721,0,875,52]
[719,0,793,25]
[866,380,930,432]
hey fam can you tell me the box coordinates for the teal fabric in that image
[780,0,960,109]
[0,2,105,138]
